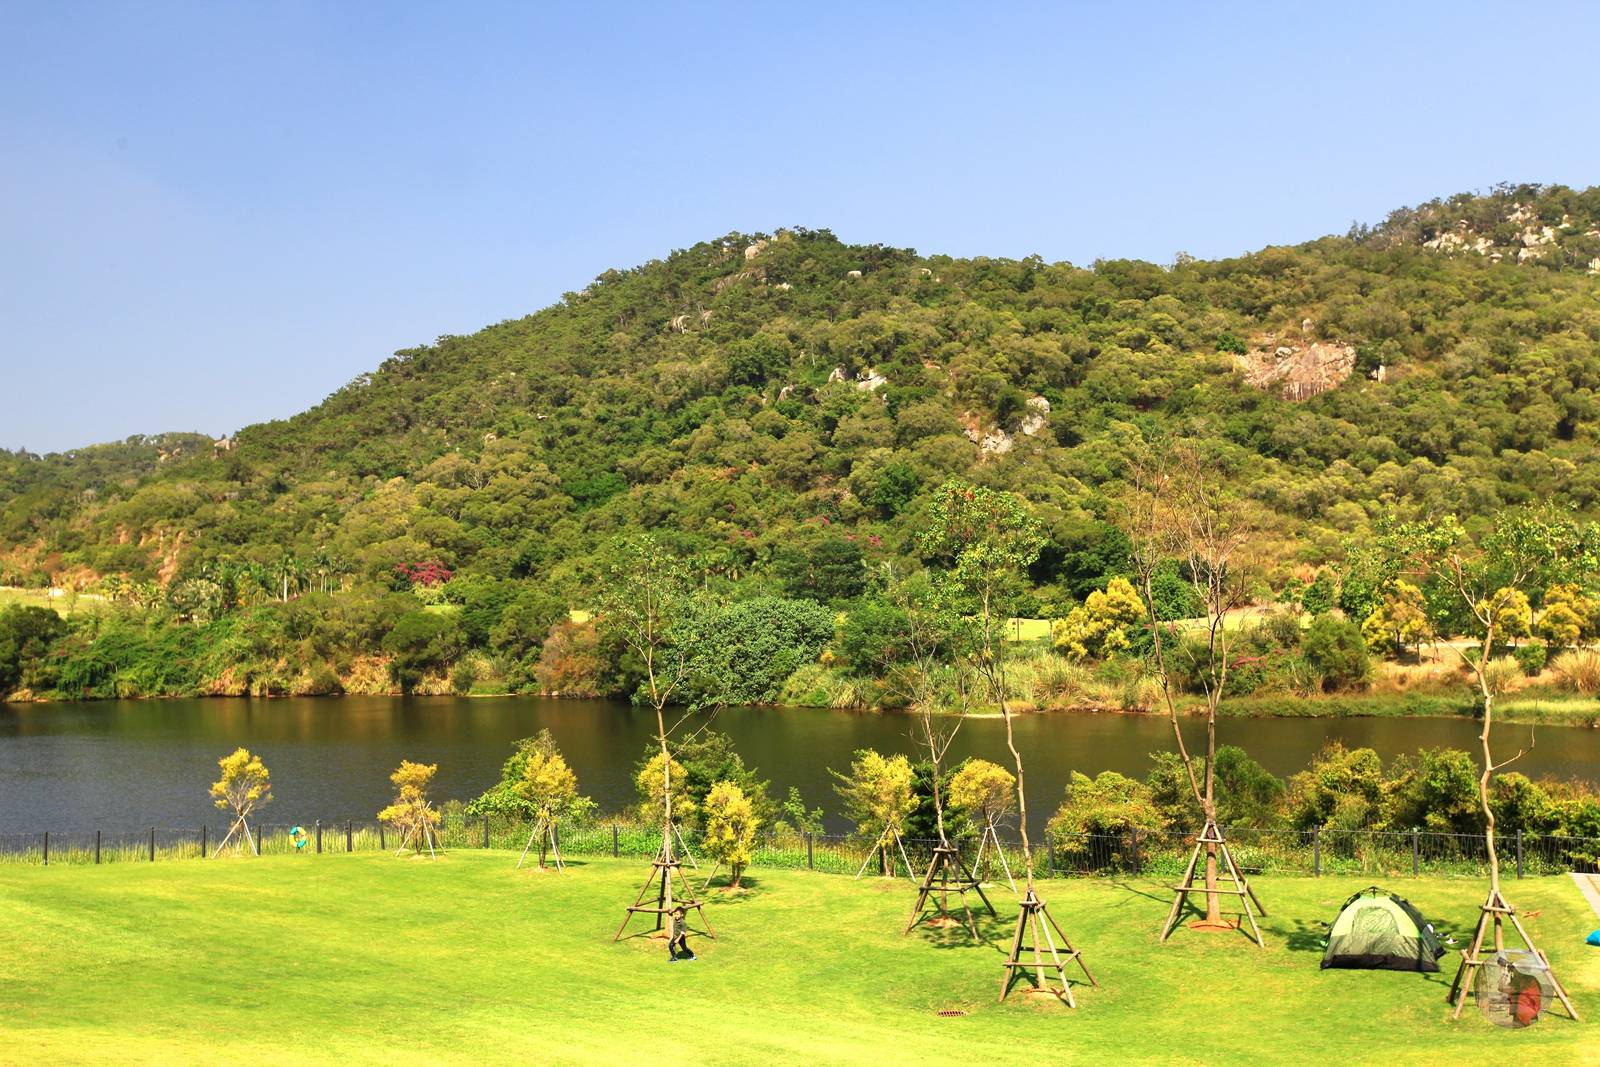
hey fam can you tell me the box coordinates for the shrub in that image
[0,604,68,694]
[1046,770,1161,867]
[1300,614,1370,692]
[1514,640,1548,677]
[835,598,912,677]
[693,596,834,704]
[1382,748,1481,833]
[532,619,605,696]
[1285,743,1383,830]
[381,610,463,693]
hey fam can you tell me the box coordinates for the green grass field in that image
[0,854,1595,1065]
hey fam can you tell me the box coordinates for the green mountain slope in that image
[5,183,1600,609]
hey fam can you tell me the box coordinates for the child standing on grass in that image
[668,905,696,962]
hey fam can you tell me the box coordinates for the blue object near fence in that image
[1586,929,1600,947]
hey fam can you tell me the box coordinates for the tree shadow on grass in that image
[699,875,768,905]
[1106,880,1170,906]
[1284,917,1330,954]
[908,903,1008,952]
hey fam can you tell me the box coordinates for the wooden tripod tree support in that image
[1000,886,1096,1006]
[854,825,914,880]
[969,819,1017,893]
[1159,820,1266,948]
[209,815,256,858]
[516,817,563,871]
[905,842,995,939]
[1447,887,1581,1021]
[613,833,715,943]
[394,822,439,859]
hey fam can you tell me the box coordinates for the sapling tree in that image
[1381,506,1593,1020]
[209,747,272,857]
[1125,439,1261,933]
[597,537,710,854]
[949,757,1017,885]
[702,780,759,888]
[515,733,580,869]
[883,571,968,848]
[1381,508,1594,901]
[918,479,1092,1002]
[378,760,443,858]
[598,535,726,938]
[916,480,1045,886]
[833,749,916,876]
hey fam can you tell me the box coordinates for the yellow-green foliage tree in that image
[636,751,694,827]
[833,748,915,876]
[1477,586,1532,645]
[1539,583,1596,648]
[948,758,1015,830]
[209,747,272,855]
[1361,580,1429,656]
[1051,577,1144,660]
[517,736,579,868]
[379,760,442,856]
[702,780,759,888]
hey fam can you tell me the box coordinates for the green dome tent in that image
[1321,886,1447,973]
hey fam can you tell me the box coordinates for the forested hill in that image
[4,182,1600,610]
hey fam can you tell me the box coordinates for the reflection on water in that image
[2,696,1597,834]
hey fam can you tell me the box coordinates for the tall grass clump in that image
[1552,648,1600,695]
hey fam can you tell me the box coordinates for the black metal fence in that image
[2,815,1597,881]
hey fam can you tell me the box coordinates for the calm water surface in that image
[2,696,1598,834]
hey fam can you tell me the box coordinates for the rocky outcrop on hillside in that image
[1234,336,1361,401]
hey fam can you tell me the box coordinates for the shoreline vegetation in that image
[6,582,1600,726]
[6,676,1598,727]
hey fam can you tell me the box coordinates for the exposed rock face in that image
[961,411,1014,454]
[827,366,847,384]
[1234,337,1358,401]
[743,239,769,260]
[1418,200,1592,268]
[855,368,887,392]
[1019,395,1050,436]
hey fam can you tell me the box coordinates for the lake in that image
[3,696,1598,835]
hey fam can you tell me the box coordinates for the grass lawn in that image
[0,855,1596,1065]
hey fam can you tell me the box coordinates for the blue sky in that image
[3,2,1599,453]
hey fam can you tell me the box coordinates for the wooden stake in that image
[1447,888,1580,1021]
[905,843,995,939]
[1159,820,1265,948]
[999,887,1095,1006]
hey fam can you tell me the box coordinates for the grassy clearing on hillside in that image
[0,854,1594,1065]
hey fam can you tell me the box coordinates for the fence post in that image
[149,826,156,862]
[347,820,353,852]
[254,824,261,856]
[1516,830,1524,880]
[612,824,619,858]
[483,814,490,849]
[379,824,386,851]
[42,831,48,867]
[200,824,207,859]
[806,832,814,870]
[95,829,102,865]
[1411,829,1419,876]
[316,820,323,854]
[1131,828,1141,875]
[1047,839,1056,878]
[1313,826,1321,877]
